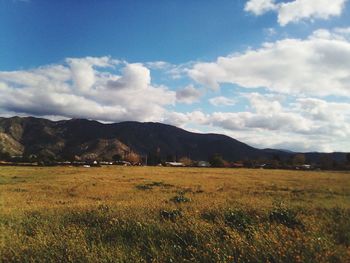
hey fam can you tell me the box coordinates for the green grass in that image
[0,166,349,262]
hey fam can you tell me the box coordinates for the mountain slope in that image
[0,116,348,163]
[0,116,268,161]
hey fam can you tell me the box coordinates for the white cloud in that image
[189,28,350,97]
[146,61,172,70]
[66,56,119,92]
[166,92,350,152]
[163,111,208,127]
[245,0,348,26]
[0,57,175,123]
[264,27,277,37]
[106,63,151,90]
[1,51,349,152]
[244,0,277,15]
[277,0,347,26]
[176,85,202,104]
[208,110,311,133]
[334,27,350,36]
[207,93,350,138]
[209,96,236,107]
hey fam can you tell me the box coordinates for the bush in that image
[269,205,303,229]
[170,195,191,203]
[160,209,183,221]
[136,184,153,190]
[201,210,219,222]
[136,181,174,190]
[224,209,255,232]
[325,208,350,246]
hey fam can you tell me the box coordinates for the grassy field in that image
[0,166,349,262]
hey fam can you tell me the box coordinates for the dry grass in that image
[1,166,349,262]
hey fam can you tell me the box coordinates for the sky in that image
[0,0,350,152]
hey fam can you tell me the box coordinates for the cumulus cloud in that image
[0,53,349,152]
[164,92,350,152]
[245,0,348,26]
[208,111,311,134]
[209,96,236,107]
[106,63,151,91]
[244,0,277,15]
[277,0,347,26]
[189,28,350,97]
[207,93,350,138]
[163,111,208,127]
[176,85,202,104]
[0,57,176,122]
[146,61,172,70]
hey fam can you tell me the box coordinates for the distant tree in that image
[270,154,281,168]
[257,157,268,166]
[83,153,98,162]
[347,153,350,164]
[272,154,281,162]
[36,153,56,165]
[243,159,257,168]
[209,154,225,168]
[0,152,11,161]
[179,157,193,166]
[60,152,74,162]
[320,153,333,170]
[147,149,162,166]
[112,154,122,162]
[166,154,175,162]
[125,152,141,164]
[269,159,280,169]
[292,154,306,166]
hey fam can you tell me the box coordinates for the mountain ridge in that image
[0,116,348,164]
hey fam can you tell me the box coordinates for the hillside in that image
[0,116,348,164]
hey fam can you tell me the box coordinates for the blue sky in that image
[0,0,350,152]
[1,0,272,68]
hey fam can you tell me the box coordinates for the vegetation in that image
[0,166,349,262]
[209,153,226,167]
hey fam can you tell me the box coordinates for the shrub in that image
[269,206,303,229]
[325,208,350,246]
[170,195,191,203]
[136,184,153,190]
[201,210,219,222]
[224,209,255,232]
[136,181,174,190]
[160,209,183,221]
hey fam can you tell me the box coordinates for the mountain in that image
[0,116,348,164]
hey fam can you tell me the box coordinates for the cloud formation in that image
[0,57,175,122]
[244,0,276,15]
[167,92,350,152]
[245,0,348,26]
[209,96,236,107]
[0,46,349,152]
[176,85,202,104]
[189,28,350,97]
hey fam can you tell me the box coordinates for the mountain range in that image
[0,116,348,164]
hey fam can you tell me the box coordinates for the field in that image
[0,166,350,262]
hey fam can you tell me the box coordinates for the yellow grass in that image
[1,166,350,262]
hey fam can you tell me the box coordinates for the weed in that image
[160,209,183,221]
[201,210,219,222]
[224,209,255,232]
[136,181,174,190]
[170,195,191,203]
[269,204,303,229]
[136,184,153,190]
[325,207,350,246]
[12,188,28,192]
